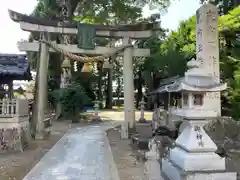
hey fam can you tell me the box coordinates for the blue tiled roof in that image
[0,54,31,80]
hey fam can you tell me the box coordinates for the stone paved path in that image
[23,122,120,180]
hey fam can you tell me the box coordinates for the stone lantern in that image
[61,59,71,87]
[92,100,101,122]
[161,58,236,180]
[138,97,146,123]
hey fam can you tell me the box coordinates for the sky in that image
[0,0,201,54]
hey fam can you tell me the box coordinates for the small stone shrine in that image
[161,58,236,180]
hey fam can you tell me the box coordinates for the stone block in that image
[131,134,150,150]
[162,158,237,180]
[169,147,225,171]
[136,121,152,138]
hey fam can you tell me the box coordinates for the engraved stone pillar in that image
[121,37,135,139]
[196,4,221,115]
[36,32,50,140]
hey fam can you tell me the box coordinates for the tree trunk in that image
[105,58,113,109]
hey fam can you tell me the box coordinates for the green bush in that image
[52,83,91,119]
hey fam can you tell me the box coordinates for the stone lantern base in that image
[138,117,146,123]
[92,115,101,122]
[161,119,237,180]
[0,118,30,153]
[162,158,236,180]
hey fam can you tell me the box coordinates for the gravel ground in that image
[107,126,147,180]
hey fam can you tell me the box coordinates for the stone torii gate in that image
[8,9,154,139]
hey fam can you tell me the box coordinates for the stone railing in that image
[0,99,29,118]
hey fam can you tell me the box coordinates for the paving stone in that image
[23,123,120,180]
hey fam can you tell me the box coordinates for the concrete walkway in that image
[23,122,120,180]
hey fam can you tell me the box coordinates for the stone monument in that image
[161,59,236,180]
[196,4,221,115]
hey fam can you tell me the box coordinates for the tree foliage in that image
[200,0,240,15]
[73,0,171,23]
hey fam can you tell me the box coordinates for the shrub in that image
[52,83,91,119]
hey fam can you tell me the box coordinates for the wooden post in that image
[35,32,50,140]
[8,81,13,99]
[121,37,135,139]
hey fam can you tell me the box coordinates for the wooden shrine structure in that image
[0,54,31,98]
[8,7,155,139]
[0,54,31,152]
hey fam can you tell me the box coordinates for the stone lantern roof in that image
[155,58,227,119]
[162,58,227,93]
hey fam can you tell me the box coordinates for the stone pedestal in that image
[35,114,53,140]
[136,121,152,137]
[138,117,146,123]
[0,99,31,153]
[162,119,237,180]
[92,116,101,122]
[0,119,30,153]
[162,158,236,180]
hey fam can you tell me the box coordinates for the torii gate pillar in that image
[121,37,135,139]
[35,32,50,140]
